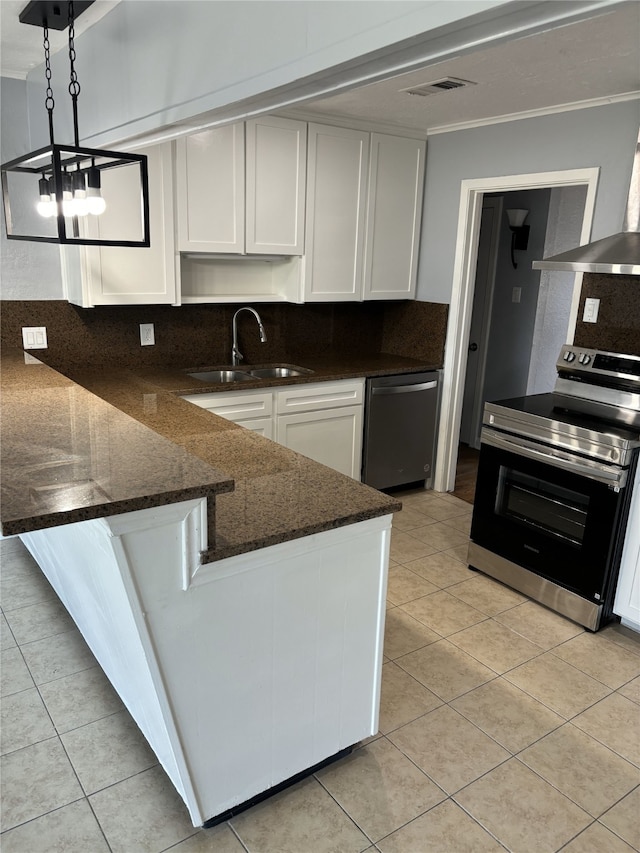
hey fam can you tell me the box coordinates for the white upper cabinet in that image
[303,124,370,302]
[303,126,425,302]
[176,117,306,256]
[363,133,426,300]
[176,124,245,254]
[63,142,178,307]
[245,117,307,255]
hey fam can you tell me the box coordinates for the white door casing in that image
[434,167,599,493]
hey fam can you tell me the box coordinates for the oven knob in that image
[578,353,591,365]
[564,351,576,362]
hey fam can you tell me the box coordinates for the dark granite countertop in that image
[2,350,436,560]
[131,353,441,396]
[0,349,234,539]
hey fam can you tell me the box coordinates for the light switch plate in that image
[22,326,48,349]
[583,297,600,323]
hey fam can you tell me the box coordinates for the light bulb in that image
[62,193,75,218]
[86,188,106,215]
[72,170,89,217]
[36,177,56,218]
[36,197,56,217]
[86,165,106,215]
[61,173,74,218]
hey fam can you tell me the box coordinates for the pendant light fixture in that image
[505,209,530,269]
[1,1,150,247]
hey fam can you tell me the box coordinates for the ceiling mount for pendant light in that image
[1,0,150,247]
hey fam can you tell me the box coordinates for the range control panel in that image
[557,345,640,385]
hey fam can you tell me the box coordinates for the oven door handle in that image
[481,428,627,488]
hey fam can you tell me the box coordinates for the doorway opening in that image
[434,167,600,497]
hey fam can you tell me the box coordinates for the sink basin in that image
[187,369,253,383]
[247,365,314,379]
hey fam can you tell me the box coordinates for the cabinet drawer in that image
[181,391,273,421]
[276,380,364,414]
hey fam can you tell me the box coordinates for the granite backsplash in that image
[0,299,448,371]
[573,273,640,355]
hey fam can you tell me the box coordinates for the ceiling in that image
[0,0,119,79]
[291,1,640,134]
[0,1,638,135]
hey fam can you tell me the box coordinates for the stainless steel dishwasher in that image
[362,371,440,490]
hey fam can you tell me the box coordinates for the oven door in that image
[470,430,627,603]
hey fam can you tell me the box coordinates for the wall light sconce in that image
[506,209,530,269]
[1,0,150,247]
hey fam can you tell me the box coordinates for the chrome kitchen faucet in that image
[231,307,267,365]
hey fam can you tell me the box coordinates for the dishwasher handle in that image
[371,380,437,396]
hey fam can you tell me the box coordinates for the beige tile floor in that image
[1,488,640,853]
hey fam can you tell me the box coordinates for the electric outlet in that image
[22,326,48,349]
[140,323,155,346]
[512,287,522,304]
[583,297,600,323]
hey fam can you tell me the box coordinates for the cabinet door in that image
[237,417,274,439]
[363,134,425,300]
[65,142,177,306]
[303,124,369,301]
[180,390,272,422]
[246,117,307,255]
[277,406,363,479]
[175,124,245,253]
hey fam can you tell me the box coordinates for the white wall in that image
[25,0,514,149]
[0,77,63,299]
[417,100,640,304]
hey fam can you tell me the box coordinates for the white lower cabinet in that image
[20,502,391,827]
[179,389,273,438]
[614,464,640,632]
[275,380,364,479]
[181,379,364,479]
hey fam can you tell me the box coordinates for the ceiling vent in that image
[401,77,476,97]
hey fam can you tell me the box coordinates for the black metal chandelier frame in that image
[1,0,150,248]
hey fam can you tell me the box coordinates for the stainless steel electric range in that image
[468,345,640,631]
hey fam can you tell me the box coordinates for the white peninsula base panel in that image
[20,501,391,827]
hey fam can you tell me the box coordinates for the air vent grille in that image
[401,77,476,97]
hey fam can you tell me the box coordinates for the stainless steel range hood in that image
[533,132,640,275]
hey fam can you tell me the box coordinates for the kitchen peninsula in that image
[0,345,432,827]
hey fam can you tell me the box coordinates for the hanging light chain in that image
[67,0,81,147]
[43,24,55,147]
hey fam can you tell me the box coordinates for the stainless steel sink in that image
[247,365,314,379]
[187,369,253,383]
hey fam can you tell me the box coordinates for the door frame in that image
[460,195,502,450]
[433,167,600,493]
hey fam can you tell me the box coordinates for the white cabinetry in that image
[245,117,307,255]
[175,124,245,254]
[63,142,178,307]
[20,503,391,827]
[303,124,369,301]
[180,389,274,439]
[614,464,640,632]
[181,379,364,479]
[176,117,306,256]
[363,133,425,300]
[276,381,364,479]
[303,126,425,302]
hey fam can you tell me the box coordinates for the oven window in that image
[496,467,590,546]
